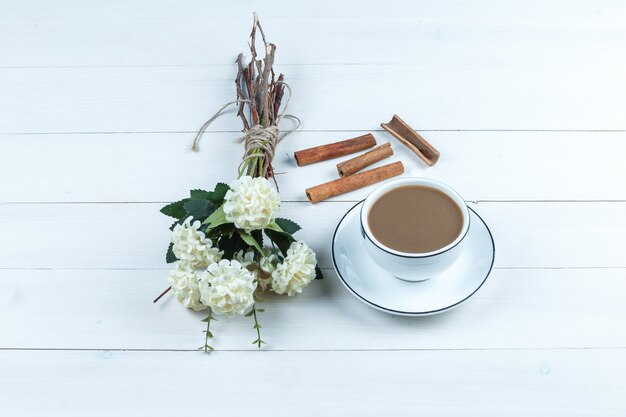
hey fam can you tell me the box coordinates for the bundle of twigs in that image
[234,13,291,180]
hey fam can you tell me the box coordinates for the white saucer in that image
[332,201,495,316]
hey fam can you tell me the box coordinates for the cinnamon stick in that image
[306,161,404,203]
[294,134,376,166]
[381,115,440,165]
[336,142,393,177]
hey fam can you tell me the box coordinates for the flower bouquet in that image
[154,14,321,351]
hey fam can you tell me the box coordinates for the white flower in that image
[271,241,317,296]
[171,217,222,269]
[223,176,280,231]
[259,250,278,274]
[168,262,206,311]
[233,250,256,268]
[234,249,278,272]
[199,259,257,316]
[233,249,278,292]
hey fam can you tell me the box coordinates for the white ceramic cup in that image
[360,177,470,282]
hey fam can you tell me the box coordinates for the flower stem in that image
[251,304,265,348]
[152,286,171,303]
[200,308,215,352]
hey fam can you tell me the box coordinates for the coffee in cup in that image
[367,185,464,254]
[360,177,469,281]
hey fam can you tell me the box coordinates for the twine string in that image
[191,83,300,172]
[191,99,249,152]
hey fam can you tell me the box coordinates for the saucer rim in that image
[331,200,496,316]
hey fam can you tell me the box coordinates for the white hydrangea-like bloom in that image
[233,250,256,268]
[257,250,279,292]
[233,249,278,291]
[223,176,280,231]
[168,262,206,311]
[259,250,278,274]
[234,249,278,272]
[171,217,222,269]
[198,260,257,316]
[271,241,317,296]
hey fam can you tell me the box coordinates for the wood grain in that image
[1,268,626,350]
[1,64,625,133]
[1,132,625,203]
[1,3,624,66]
[0,349,624,417]
[2,201,626,269]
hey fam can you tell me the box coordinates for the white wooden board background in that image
[2,1,626,415]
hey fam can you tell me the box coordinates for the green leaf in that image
[190,189,211,200]
[190,183,229,206]
[244,311,254,317]
[239,230,264,253]
[264,222,282,233]
[274,218,301,235]
[315,265,324,280]
[183,199,214,221]
[166,243,177,263]
[256,308,265,313]
[264,229,295,255]
[199,345,214,352]
[217,233,247,259]
[203,206,229,229]
[251,229,264,247]
[160,198,189,219]
[211,183,230,205]
[206,222,234,240]
[201,313,217,322]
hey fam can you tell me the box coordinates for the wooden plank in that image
[0,349,624,416]
[1,64,625,133]
[1,268,625,350]
[2,132,625,203]
[1,0,619,22]
[1,201,626,269]
[2,16,625,67]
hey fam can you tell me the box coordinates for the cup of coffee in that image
[360,177,470,281]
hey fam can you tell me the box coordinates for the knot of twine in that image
[239,124,279,172]
[191,82,300,171]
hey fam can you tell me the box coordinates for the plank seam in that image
[1,347,625,352]
[2,129,626,135]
